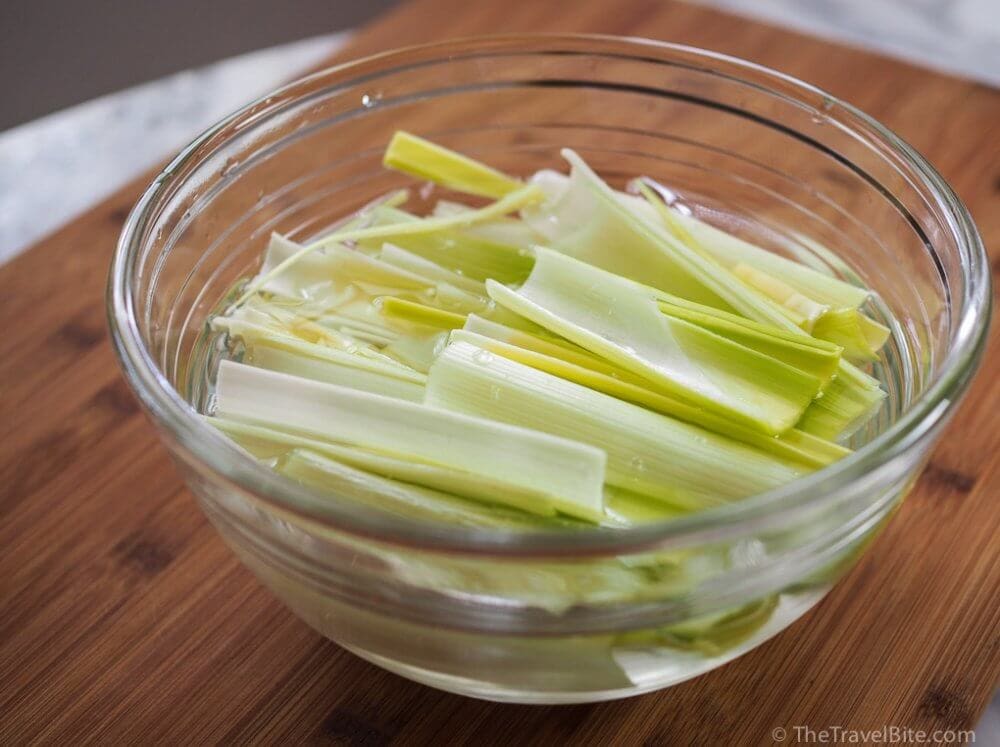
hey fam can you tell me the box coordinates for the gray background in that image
[0,0,399,130]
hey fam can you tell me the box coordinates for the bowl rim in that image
[107,33,992,557]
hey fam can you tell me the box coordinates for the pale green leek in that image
[383,131,532,200]
[486,248,821,435]
[426,341,807,511]
[206,130,889,536]
[215,359,606,520]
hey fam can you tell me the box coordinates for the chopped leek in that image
[378,243,486,294]
[215,359,606,520]
[730,263,829,332]
[666,210,871,310]
[383,131,532,200]
[362,206,533,284]
[449,329,849,468]
[426,341,807,511]
[811,307,891,363]
[486,248,821,435]
[523,155,794,328]
[207,130,889,536]
[211,417,587,522]
[278,448,558,527]
[235,185,542,306]
[379,297,468,330]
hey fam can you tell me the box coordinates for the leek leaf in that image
[432,199,547,249]
[244,344,424,401]
[278,449,586,528]
[236,185,542,306]
[208,417,585,521]
[382,131,532,200]
[487,248,821,435]
[378,242,486,294]
[730,263,829,331]
[667,210,871,309]
[215,360,607,520]
[379,297,468,330]
[451,329,849,468]
[524,154,793,327]
[363,206,533,284]
[811,307,891,363]
[427,341,808,510]
[796,360,886,440]
[655,299,842,386]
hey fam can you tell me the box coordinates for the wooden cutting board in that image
[2,0,998,743]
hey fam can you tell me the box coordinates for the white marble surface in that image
[0,32,349,263]
[693,0,1000,86]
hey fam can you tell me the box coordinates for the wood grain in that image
[2,0,998,744]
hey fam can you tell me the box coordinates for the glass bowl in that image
[107,35,991,703]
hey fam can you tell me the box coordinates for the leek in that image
[523,154,793,327]
[362,206,533,284]
[666,210,871,310]
[379,297,468,330]
[654,299,842,386]
[487,248,821,435]
[215,359,607,520]
[278,448,567,527]
[383,131,532,200]
[378,242,486,294]
[426,341,807,511]
[730,263,829,331]
[210,418,583,519]
[205,130,888,537]
[451,329,849,468]
[796,360,886,440]
[235,184,542,306]
[811,307,891,363]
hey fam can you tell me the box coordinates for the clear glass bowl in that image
[108,35,991,703]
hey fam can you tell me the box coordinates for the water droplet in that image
[419,181,435,200]
[454,268,464,276]
[609,371,621,380]
[371,297,384,311]
[472,349,494,365]
[630,456,647,473]
[423,287,438,299]
[810,112,825,125]
[345,344,359,354]
[485,299,496,312]
[361,91,383,108]
[221,158,239,176]
[489,384,502,401]
[444,239,457,249]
